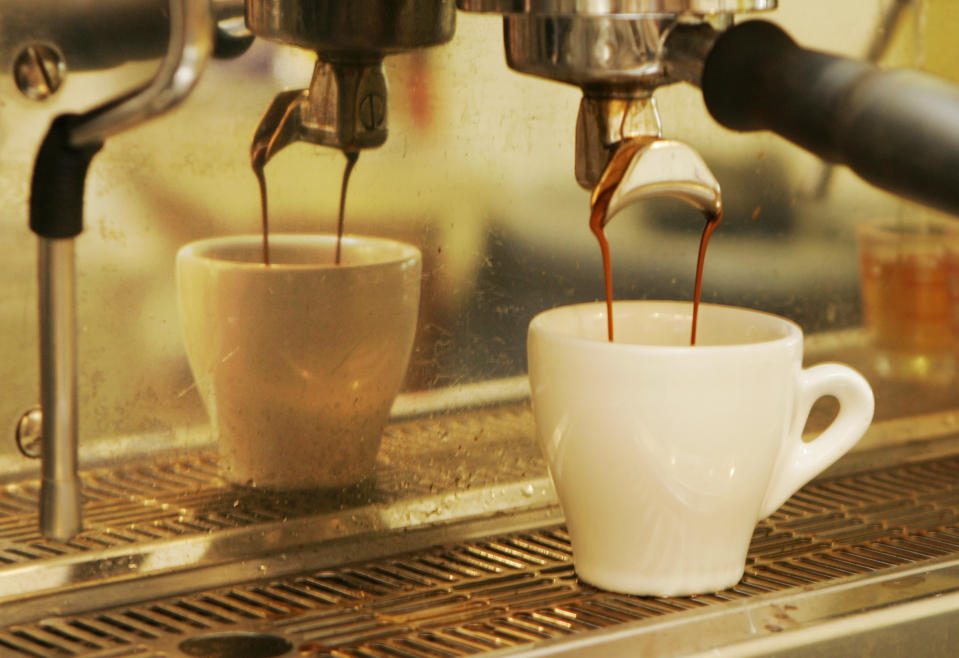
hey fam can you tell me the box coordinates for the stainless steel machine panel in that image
[2,0,959,655]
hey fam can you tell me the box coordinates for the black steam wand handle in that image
[700,20,959,216]
[30,115,103,239]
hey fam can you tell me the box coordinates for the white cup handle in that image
[759,363,875,519]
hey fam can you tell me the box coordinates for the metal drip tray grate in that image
[6,453,959,656]
[0,403,544,565]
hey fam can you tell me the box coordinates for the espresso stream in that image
[335,151,360,265]
[253,150,361,266]
[252,146,271,265]
[589,143,722,345]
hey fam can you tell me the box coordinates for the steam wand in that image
[27,0,213,541]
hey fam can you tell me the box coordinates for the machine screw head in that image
[15,407,43,459]
[359,93,386,131]
[13,45,66,101]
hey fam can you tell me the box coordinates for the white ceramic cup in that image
[527,301,874,596]
[177,234,421,489]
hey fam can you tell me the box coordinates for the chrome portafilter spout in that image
[458,0,776,191]
[250,58,390,166]
[596,137,722,228]
[246,0,455,167]
[576,94,664,192]
[576,95,722,223]
[27,0,213,541]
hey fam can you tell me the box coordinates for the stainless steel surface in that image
[1,1,957,655]
[246,0,456,53]
[67,0,213,148]
[0,0,169,73]
[212,0,247,22]
[37,237,81,542]
[246,0,454,155]
[0,0,243,81]
[600,139,722,223]
[301,60,388,149]
[493,6,759,189]
[504,15,674,90]
[250,89,306,167]
[0,402,552,621]
[461,0,776,190]
[251,59,389,163]
[575,96,663,189]
[458,0,776,14]
[31,0,214,544]
[503,13,727,189]
[5,432,959,656]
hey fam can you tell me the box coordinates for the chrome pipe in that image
[38,238,81,541]
[69,0,214,148]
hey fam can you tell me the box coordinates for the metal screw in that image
[15,407,43,459]
[13,45,66,101]
[358,93,386,131]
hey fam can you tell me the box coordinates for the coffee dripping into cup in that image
[181,1,454,489]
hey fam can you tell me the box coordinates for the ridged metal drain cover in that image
[5,453,959,657]
[0,404,542,565]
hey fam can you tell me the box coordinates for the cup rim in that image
[857,218,959,241]
[529,300,802,353]
[177,233,421,270]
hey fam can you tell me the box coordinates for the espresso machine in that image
[3,0,959,656]
[245,1,455,164]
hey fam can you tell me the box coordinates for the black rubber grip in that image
[30,115,104,239]
[702,20,959,215]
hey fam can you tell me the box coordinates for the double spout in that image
[247,0,455,167]
[250,59,388,169]
[595,137,722,228]
[580,95,722,227]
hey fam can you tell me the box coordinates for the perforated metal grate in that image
[6,455,959,657]
[0,404,541,564]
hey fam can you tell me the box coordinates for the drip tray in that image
[3,403,959,656]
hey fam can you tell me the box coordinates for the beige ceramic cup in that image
[177,234,421,489]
